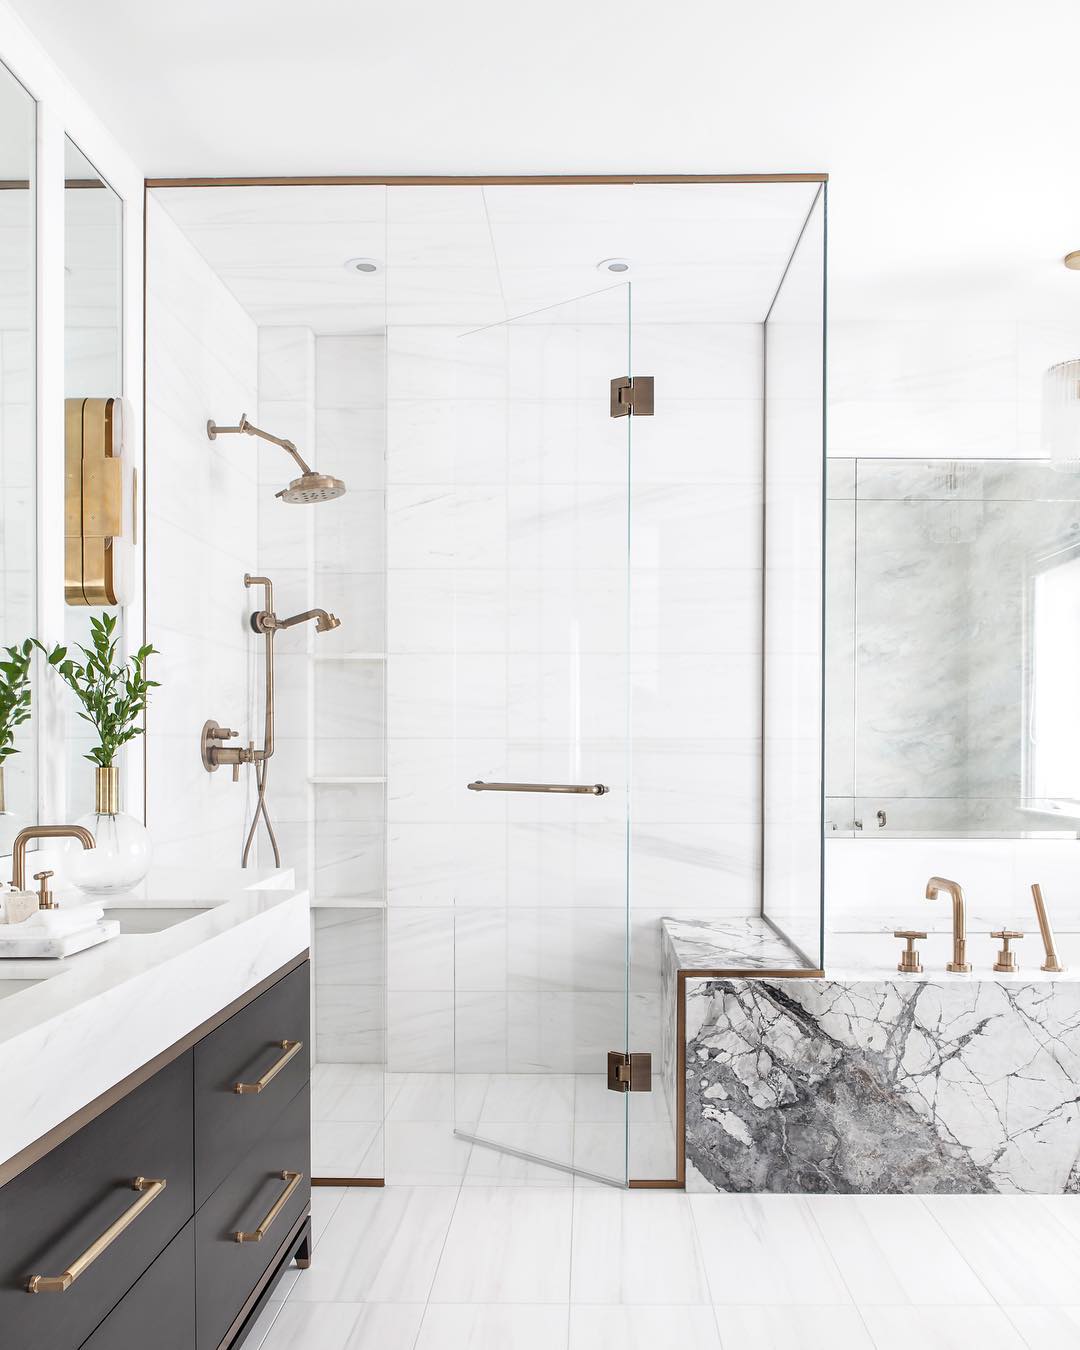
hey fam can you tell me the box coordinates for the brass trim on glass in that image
[607,1050,653,1093]
[1031,884,1065,972]
[25,1177,166,1293]
[467,781,608,795]
[610,374,655,418]
[233,1170,303,1243]
[233,1039,304,1094]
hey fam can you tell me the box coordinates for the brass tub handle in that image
[234,1171,303,1243]
[234,1039,303,1094]
[467,781,608,795]
[26,1177,167,1293]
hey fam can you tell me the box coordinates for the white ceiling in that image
[152,181,821,330]
[8,0,1080,319]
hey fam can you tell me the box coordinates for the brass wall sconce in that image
[65,397,136,606]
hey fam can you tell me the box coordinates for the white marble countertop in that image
[0,866,309,1171]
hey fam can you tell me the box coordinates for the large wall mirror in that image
[63,137,124,816]
[827,457,1080,838]
[0,61,36,850]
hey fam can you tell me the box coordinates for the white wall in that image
[825,315,1080,946]
[143,196,259,863]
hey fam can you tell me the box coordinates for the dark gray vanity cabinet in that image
[0,957,311,1350]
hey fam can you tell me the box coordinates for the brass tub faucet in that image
[925,876,972,972]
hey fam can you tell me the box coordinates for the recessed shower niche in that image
[144,178,826,1186]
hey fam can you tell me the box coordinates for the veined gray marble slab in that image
[684,972,1080,1194]
[662,916,815,972]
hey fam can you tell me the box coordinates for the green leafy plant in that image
[0,639,33,766]
[37,614,159,768]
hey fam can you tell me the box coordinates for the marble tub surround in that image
[683,972,1080,1196]
[0,865,309,1175]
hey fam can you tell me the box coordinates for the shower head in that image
[314,611,342,632]
[276,472,347,504]
[208,414,346,505]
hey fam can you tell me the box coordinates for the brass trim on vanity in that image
[0,951,310,1190]
[233,1039,304,1095]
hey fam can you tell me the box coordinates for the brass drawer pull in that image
[234,1170,303,1243]
[26,1177,167,1294]
[233,1039,303,1095]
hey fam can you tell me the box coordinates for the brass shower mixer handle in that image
[991,930,1024,973]
[894,930,927,974]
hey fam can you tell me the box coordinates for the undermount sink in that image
[102,905,213,935]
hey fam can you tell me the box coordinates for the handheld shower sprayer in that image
[207,413,347,503]
[201,572,344,869]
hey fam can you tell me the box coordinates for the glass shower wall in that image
[761,185,827,969]
[449,286,633,1186]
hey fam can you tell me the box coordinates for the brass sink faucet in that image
[925,876,971,972]
[10,825,97,894]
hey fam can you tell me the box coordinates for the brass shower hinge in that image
[607,1050,652,1093]
[610,375,655,417]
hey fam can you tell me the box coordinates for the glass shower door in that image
[452,284,633,1186]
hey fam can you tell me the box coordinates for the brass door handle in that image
[26,1177,167,1293]
[233,1039,303,1094]
[234,1170,303,1243]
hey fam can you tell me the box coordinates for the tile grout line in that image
[917,1195,1010,1308]
[799,1197,887,1348]
[410,1171,468,1348]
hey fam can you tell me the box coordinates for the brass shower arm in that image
[207,414,315,476]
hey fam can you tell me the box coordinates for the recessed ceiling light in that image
[597,257,631,274]
[344,257,380,273]
[1065,251,1080,271]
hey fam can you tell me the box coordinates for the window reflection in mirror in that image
[64,138,123,817]
[0,61,36,850]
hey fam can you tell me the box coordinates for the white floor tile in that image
[571,1190,710,1305]
[416,1303,570,1349]
[807,1195,992,1305]
[312,1121,381,1177]
[464,1128,575,1186]
[858,1305,1028,1349]
[690,1195,851,1305]
[310,1187,348,1246]
[291,1186,458,1303]
[713,1306,873,1349]
[260,1301,426,1350]
[386,1121,473,1185]
[312,1063,386,1123]
[430,1189,573,1304]
[480,1074,575,1124]
[1005,1306,1080,1350]
[923,1196,1080,1305]
[569,1305,721,1349]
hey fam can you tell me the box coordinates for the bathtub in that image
[662,918,1080,1195]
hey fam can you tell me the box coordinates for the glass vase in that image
[72,765,152,895]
